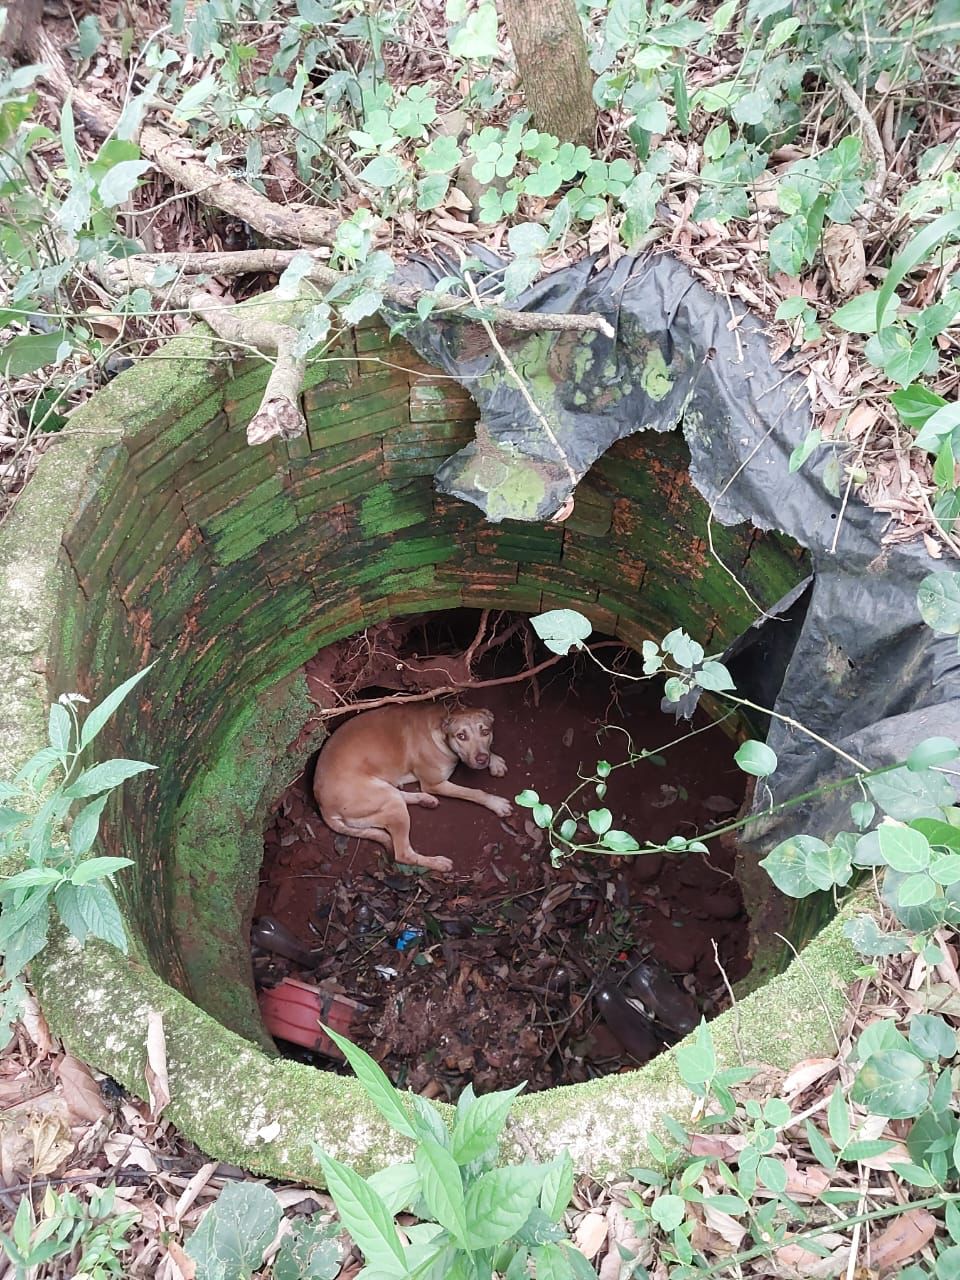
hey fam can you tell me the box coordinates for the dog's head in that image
[441,706,495,770]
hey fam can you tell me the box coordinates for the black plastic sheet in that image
[393,251,960,836]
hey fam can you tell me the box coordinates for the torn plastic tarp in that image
[391,250,960,840]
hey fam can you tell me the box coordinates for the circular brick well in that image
[0,317,861,1183]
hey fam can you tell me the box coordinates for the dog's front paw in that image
[487,795,513,818]
[488,754,507,777]
[426,854,454,873]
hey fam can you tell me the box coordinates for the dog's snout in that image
[476,753,489,767]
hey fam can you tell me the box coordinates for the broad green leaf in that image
[449,2,498,59]
[909,1013,957,1061]
[77,663,157,750]
[804,842,853,890]
[98,159,151,206]
[826,1084,850,1148]
[850,800,875,829]
[891,384,947,429]
[48,704,72,756]
[75,882,127,950]
[367,1163,421,1216]
[877,824,931,873]
[587,808,612,836]
[918,571,960,635]
[601,829,641,852]
[2,896,50,974]
[0,332,69,377]
[531,609,592,655]
[272,1216,340,1280]
[832,290,898,334]
[789,428,821,472]
[360,154,405,189]
[0,805,26,834]
[317,1152,406,1275]
[759,835,824,897]
[895,872,937,906]
[757,1156,786,1193]
[675,1021,715,1086]
[186,1181,281,1277]
[451,1082,524,1164]
[515,789,539,807]
[463,1166,545,1249]
[0,866,63,890]
[69,794,111,857]
[415,1138,467,1244]
[914,402,960,453]
[695,660,735,691]
[868,764,954,820]
[876,211,960,333]
[539,1150,574,1221]
[650,1193,685,1230]
[322,1026,417,1139]
[852,1051,929,1119]
[64,759,156,798]
[929,853,960,885]
[71,855,134,885]
[734,740,777,777]
[53,880,88,944]
[912,817,960,854]
[842,915,911,956]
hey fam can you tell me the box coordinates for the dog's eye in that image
[457,731,467,740]
[481,727,491,737]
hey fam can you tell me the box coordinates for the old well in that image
[0,303,867,1184]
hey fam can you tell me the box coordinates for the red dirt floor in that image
[255,624,751,1097]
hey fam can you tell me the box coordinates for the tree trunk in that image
[502,0,596,146]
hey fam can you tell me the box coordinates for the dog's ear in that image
[476,708,495,729]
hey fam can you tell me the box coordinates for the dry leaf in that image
[776,1235,849,1278]
[845,402,879,441]
[173,1160,218,1229]
[598,1202,652,1280]
[56,1054,109,1124]
[823,225,866,297]
[781,1057,837,1097]
[701,1202,747,1250]
[574,1212,608,1260]
[165,1240,197,1280]
[869,1207,937,1273]
[923,533,943,559]
[26,1107,74,1176]
[145,1010,170,1120]
[783,1160,831,1199]
[20,995,54,1057]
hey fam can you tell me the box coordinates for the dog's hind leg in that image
[322,812,392,849]
[377,792,453,873]
[400,791,439,808]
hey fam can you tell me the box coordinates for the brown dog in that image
[313,703,511,872]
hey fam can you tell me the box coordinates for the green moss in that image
[0,302,839,1191]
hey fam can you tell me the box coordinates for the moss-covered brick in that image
[560,541,645,592]
[307,403,406,452]
[409,382,477,423]
[207,502,298,568]
[233,584,315,650]
[436,555,518,588]
[304,370,406,417]
[565,484,613,538]
[112,493,192,608]
[303,343,357,392]
[519,565,599,605]
[290,446,384,507]
[350,534,458,582]
[477,522,564,564]
[132,413,232,497]
[125,390,226,473]
[180,444,282,524]
[460,585,545,613]
[359,480,436,537]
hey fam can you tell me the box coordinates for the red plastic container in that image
[258,978,368,1058]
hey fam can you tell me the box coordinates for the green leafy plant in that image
[0,1183,139,1279]
[314,1027,590,1280]
[186,1180,340,1280]
[0,665,155,1039]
